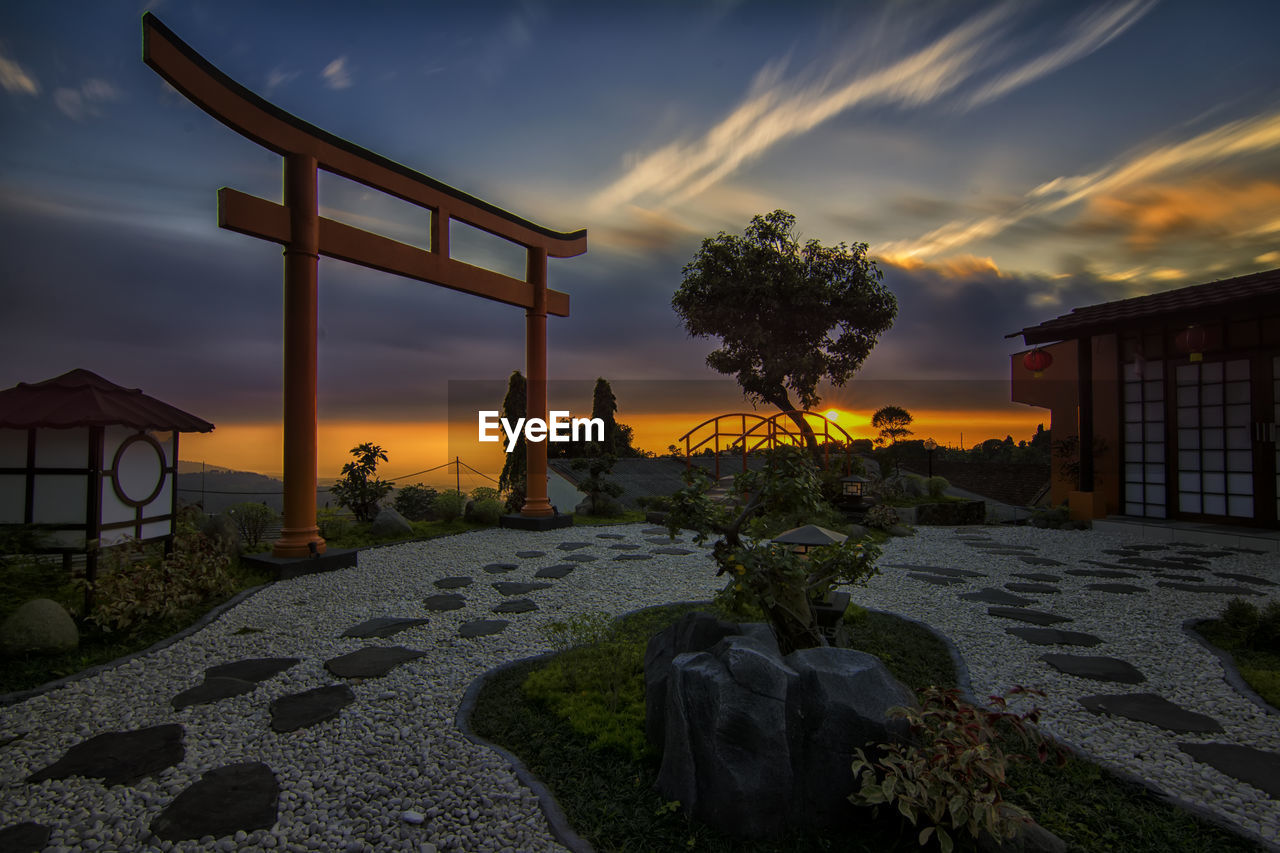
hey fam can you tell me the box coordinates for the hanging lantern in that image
[1023,348,1053,378]
[1175,325,1206,362]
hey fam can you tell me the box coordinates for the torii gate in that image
[142,14,586,556]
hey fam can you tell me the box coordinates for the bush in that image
[226,502,277,550]
[1218,597,1280,654]
[469,497,504,525]
[316,506,350,540]
[393,483,438,521]
[926,476,949,500]
[329,443,394,523]
[432,490,466,522]
[863,503,900,530]
[469,486,501,504]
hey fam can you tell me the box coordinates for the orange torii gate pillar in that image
[143,14,584,556]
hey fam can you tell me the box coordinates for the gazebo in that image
[0,369,213,585]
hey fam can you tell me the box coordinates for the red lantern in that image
[1023,348,1052,378]
[1175,325,1206,362]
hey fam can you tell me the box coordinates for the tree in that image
[570,454,625,516]
[673,209,896,455]
[330,443,393,523]
[871,406,913,447]
[498,371,527,512]
[591,377,619,455]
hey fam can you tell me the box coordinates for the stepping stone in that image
[150,762,279,842]
[958,588,1034,607]
[482,563,518,574]
[557,542,593,551]
[641,527,669,534]
[535,564,575,579]
[1213,572,1277,586]
[433,576,473,589]
[653,547,695,555]
[342,617,429,639]
[172,677,258,710]
[608,543,636,550]
[493,599,537,614]
[1081,559,1147,572]
[1040,654,1145,683]
[1014,573,1061,582]
[566,553,598,562]
[615,554,653,561]
[909,573,965,586]
[1066,568,1139,579]
[27,724,184,786]
[885,564,985,578]
[0,823,50,853]
[1006,582,1059,594]
[1102,548,1141,556]
[1226,547,1266,554]
[1085,583,1147,594]
[492,581,552,596]
[424,593,466,611]
[1177,550,1235,559]
[1178,743,1280,798]
[1007,627,1102,647]
[988,607,1071,626]
[515,550,546,558]
[324,646,426,678]
[1121,544,1168,551]
[1018,555,1065,567]
[1080,694,1222,733]
[1157,581,1262,595]
[972,547,1038,554]
[460,619,509,638]
[1155,573,1202,582]
[647,536,682,544]
[205,658,300,683]
[1121,557,1203,571]
[596,533,626,539]
[269,685,355,732]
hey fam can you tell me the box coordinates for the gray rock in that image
[459,619,508,638]
[565,553,597,562]
[482,563,518,573]
[1079,693,1222,733]
[1040,654,1145,683]
[534,564,575,579]
[205,658,299,683]
[172,677,258,710]
[491,599,537,614]
[27,724,184,786]
[151,762,279,841]
[1085,583,1146,594]
[556,542,593,551]
[652,547,694,555]
[0,598,78,655]
[370,507,414,538]
[432,577,472,589]
[269,685,355,732]
[515,550,546,558]
[615,554,653,561]
[959,588,1035,607]
[341,617,429,639]
[1065,568,1138,579]
[643,611,742,750]
[1018,555,1064,567]
[1013,573,1061,583]
[325,647,426,678]
[0,822,51,853]
[1005,583,1059,594]
[886,564,984,578]
[424,594,466,611]
[1006,627,1101,647]
[1178,743,1280,798]
[909,573,964,586]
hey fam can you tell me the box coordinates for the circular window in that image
[111,434,166,507]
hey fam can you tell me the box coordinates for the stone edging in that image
[0,584,270,707]
[1181,617,1278,717]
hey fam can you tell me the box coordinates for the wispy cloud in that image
[322,56,352,90]
[54,78,120,120]
[0,51,40,95]
[590,1,1155,215]
[265,67,300,93]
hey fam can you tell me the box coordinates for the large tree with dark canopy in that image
[673,210,896,451]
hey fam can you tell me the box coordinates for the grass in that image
[470,603,1264,853]
[313,517,493,551]
[1191,617,1280,709]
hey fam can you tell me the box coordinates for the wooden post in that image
[521,246,553,517]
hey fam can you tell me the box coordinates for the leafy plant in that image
[850,686,1062,853]
[225,502,277,550]
[329,443,394,523]
[925,476,949,500]
[468,497,504,525]
[1217,597,1280,654]
[571,454,625,516]
[863,503,900,531]
[315,506,350,539]
[431,489,466,522]
[393,483,438,521]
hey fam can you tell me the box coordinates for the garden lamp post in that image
[924,438,937,479]
[840,473,868,505]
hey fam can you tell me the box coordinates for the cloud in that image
[265,67,300,93]
[589,1,1155,215]
[1077,178,1280,252]
[322,56,352,90]
[0,52,39,95]
[53,78,120,120]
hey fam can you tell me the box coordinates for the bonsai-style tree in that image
[664,445,881,654]
[497,371,527,512]
[571,453,625,516]
[871,405,913,446]
[330,443,393,523]
[673,210,896,457]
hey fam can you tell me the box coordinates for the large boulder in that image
[643,611,743,750]
[647,621,915,838]
[370,507,413,538]
[1,598,79,656]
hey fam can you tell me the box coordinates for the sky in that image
[2,1,1278,486]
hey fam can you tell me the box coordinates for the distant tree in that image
[871,406,914,447]
[330,443,393,523]
[571,454,624,516]
[498,371,527,512]
[1029,423,1051,452]
[226,502,277,550]
[393,483,438,521]
[591,377,619,455]
[673,210,897,457]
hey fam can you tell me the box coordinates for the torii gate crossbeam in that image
[142,13,586,556]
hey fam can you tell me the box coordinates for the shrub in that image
[1218,597,1280,654]
[468,497,504,525]
[226,502,277,550]
[469,486,501,504]
[926,476,950,500]
[850,686,1061,853]
[393,483,438,521]
[863,503,900,530]
[432,490,466,522]
[329,443,394,523]
[316,506,350,539]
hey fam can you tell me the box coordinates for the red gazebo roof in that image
[0,369,214,432]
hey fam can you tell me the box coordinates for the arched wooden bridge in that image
[677,410,857,479]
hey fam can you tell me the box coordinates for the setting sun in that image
[824,408,840,422]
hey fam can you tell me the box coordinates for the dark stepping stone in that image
[973,547,1038,554]
[324,646,426,678]
[608,543,637,550]
[460,619,509,638]
[566,553,598,562]
[0,822,50,852]
[172,677,258,710]
[1121,544,1168,551]
[641,527,668,534]
[424,593,466,611]
[909,573,965,586]
[1085,583,1146,594]
[1102,548,1141,556]
[988,607,1071,626]
[492,581,552,596]
[1213,572,1277,586]
[615,554,653,561]
[1155,573,1202,582]
[1018,555,1064,567]
[653,546,695,555]
[1040,654,1145,683]
[342,617,429,639]
[1121,557,1202,571]
[515,550,546,558]
[535,564,575,579]
[482,563,518,574]
[151,762,279,842]
[493,599,537,614]
[433,577,472,589]
[1181,549,1236,558]
[647,536,682,544]
[205,658,299,683]
[886,564,984,578]
[1178,743,1280,798]
[1014,573,1061,582]
[1007,627,1102,647]
[596,533,626,540]
[1080,694,1222,733]
[27,724,184,786]
[557,542,593,551]
[1157,581,1262,595]
[1081,559,1148,572]
[958,588,1034,607]
[1006,582,1059,594]
[1066,568,1139,579]
[269,685,355,732]
[1226,547,1266,554]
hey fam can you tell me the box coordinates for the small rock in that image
[402,810,425,825]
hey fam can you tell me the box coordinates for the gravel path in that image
[0,523,1276,851]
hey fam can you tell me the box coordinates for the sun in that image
[823,408,840,422]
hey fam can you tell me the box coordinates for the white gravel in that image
[0,523,1276,851]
